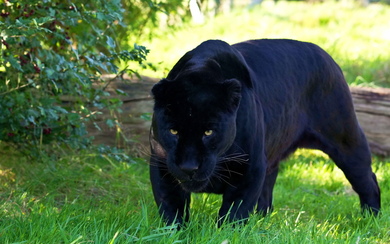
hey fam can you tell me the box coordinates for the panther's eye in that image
[169,129,178,135]
[204,130,213,136]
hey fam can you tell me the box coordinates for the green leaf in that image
[115,89,128,96]
[140,113,152,121]
[7,56,23,71]
[106,119,115,128]
[106,36,116,48]
[45,68,55,78]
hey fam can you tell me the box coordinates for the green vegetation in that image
[1,1,389,243]
[1,148,389,243]
[143,1,390,88]
[0,0,185,155]
[0,0,129,152]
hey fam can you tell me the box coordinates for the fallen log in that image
[86,75,390,157]
[350,86,390,156]
[85,75,156,154]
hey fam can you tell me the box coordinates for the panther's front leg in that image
[150,163,191,225]
[217,162,266,226]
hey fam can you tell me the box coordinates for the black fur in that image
[150,39,381,226]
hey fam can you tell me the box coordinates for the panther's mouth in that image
[179,179,209,192]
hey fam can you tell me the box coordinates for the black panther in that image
[149,39,381,226]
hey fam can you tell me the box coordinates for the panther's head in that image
[150,60,242,192]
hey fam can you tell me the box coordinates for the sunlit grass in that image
[1,145,389,243]
[140,1,390,87]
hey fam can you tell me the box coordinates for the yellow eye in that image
[170,129,178,135]
[204,130,213,136]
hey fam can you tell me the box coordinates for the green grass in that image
[1,146,389,243]
[141,1,390,87]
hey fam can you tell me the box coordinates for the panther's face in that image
[150,65,242,192]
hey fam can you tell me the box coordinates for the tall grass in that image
[1,147,389,243]
[142,1,390,87]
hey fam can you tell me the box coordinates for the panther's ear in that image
[151,78,171,101]
[220,78,242,109]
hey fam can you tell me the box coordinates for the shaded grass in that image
[1,146,389,243]
[140,1,390,87]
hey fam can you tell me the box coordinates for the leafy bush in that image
[120,0,188,44]
[0,0,185,156]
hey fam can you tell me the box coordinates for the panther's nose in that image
[180,162,199,178]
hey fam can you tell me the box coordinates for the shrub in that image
[0,0,153,156]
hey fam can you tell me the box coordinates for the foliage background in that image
[143,1,390,88]
[0,0,186,156]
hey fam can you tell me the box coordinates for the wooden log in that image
[85,75,156,154]
[86,75,390,156]
[350,86,390,156]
